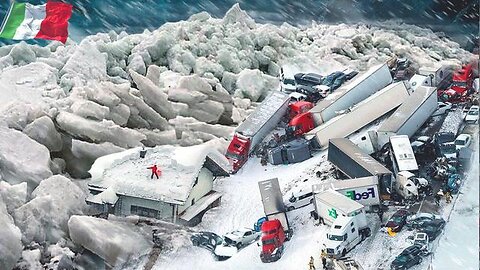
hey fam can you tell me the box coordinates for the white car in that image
[413,232,429,251]
[313,84,331,98]
[432,102,452,117]
[465,105,479,124]
[285,190,314,211]
[223,228,260,248]
[455,134,472,151]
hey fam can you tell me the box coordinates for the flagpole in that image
[0,0,15,34]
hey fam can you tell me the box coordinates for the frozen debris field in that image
[0,3,477,270]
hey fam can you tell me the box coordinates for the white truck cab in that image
[280,67,297,93]
[396,171,419,199]
[324,214,371,258]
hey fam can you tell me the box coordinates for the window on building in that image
[131,205,159,219]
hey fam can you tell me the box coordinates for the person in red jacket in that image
[148,164,159,179]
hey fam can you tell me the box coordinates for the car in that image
[284,190,314,211]
[294,72,323,87]
[385,209,410,232]
[321,71,344,87]
[413,232,429,251]
[281,77,297,93]
[406,213,443,230]
[431,102,452,117]
[223,228,260,248]
[191,231,224,252]
[418,219,446,240]
[312,84,331,98]
[465,105,479,124]
[330,73,348,91]
[455,134,472,151]
[343,69,359,80]
[438,142,457,160]
[289,91,307,102]
[296,85,322,103]
[390,245,424,270]
[434,132,455,157]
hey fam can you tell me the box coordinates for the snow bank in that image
[13,175,86,244]
[0,198,22,270]
[0,127,52,191]
[68,215,151,267]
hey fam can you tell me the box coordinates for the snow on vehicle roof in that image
[439,109,463,135]
[390,135,419,172]
[316,189,364,214]
[379,86,436,133]
[88,142,230,205]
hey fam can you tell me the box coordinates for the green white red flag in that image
[0,1,73,43]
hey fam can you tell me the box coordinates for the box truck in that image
[312,176,380,209]
[258,178,291,263]
[226,91,290,172]
[368,86,437,151]
[308,63,392,126]
[328,138,393,200]
[305,82,410,149]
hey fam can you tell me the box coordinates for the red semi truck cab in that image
[226,134,251,173]
[451,64,473,95]
[260,219,286,263]
[287,101,315,136]
[288,101,314,119]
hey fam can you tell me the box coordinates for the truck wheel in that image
[236,243,242,249]
[366,228,371,237]
[287,206,294,211]
[342,249,346,257]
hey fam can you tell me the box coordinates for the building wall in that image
[118,195,174,221]
[177,167,214,214]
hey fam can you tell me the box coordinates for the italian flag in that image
[0,1,73,43]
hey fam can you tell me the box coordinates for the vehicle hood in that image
[465,114,477,121]
[223,234,241,242]
[324,239,341,251]
[214,245,238,257]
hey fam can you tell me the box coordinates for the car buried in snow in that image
[223,228,261,248]
[385,209,410,232]
[390,245,424,270]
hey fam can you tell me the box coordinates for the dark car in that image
[406,213,444,230]
[191,232,223,252]
[386,209,410,232]
[391,245,424,270]
[294,72,323,87]
[330,73,348,90]
[321,71,344,87]
[433,132,455,154]
[418,219,446,240]
[296,85,322,103]
[344,70,359,80]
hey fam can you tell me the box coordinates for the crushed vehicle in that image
[223,228,261,248]
[406,213,443,230]
[390,245,425,270]
[412,232,429,251]
[266,138,312,165]
[191,232,236,260]
[417,219,446,240]
[385,209,410,232]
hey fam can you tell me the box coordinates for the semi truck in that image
[368,86,438,151]
[312,176,380,209]
[258,178,291,263]
[314,190,371,257]
[306,63,392,126]
[305,82,410,150]
[226,91,291,172]
[328,138,394,200]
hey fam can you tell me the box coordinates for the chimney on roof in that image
[140,146,147,158]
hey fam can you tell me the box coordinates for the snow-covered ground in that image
[0,4,478,270]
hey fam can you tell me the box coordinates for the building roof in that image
[88,141,230,205]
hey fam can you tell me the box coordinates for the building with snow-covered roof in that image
[86,142,230,226]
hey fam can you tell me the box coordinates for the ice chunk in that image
[177,74,213,95]
[23,116,63,152]
[56,111,145,148]
[62,139,124,178]
[0,181,27,214]
[0,197,22,270]
[137,129,178,147]
[128,53,147,75]
[68,215,152,267]
[60,40,107,90]
[14,175,86,244]
[8,42,36,65]
[170,116,235,140]
[129,70,176,119]
[0,126,52,191]
[70,100,110,121]
[0,62,58,107]
[235,69,279,102]
[194,57,225,78]
[167,88,208,105]
[15,249,42,270]
[0,102,46,131]
[222,3,255,29]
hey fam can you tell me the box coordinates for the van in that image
[284,190,313,211]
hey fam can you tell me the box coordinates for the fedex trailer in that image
[313,189,366,226]
[312,176,380,209]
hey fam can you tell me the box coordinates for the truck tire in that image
[342,249,347,257]
[287,206,294,211]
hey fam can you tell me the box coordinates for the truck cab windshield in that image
[328,234,345,241]
[262,238,275,245]
[283,78,295,85]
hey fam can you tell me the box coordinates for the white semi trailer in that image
[368,86,438,151]
[306,81,410,149]
[308,63,392,126]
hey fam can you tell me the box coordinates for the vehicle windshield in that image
[392,216,404,223]
[395,255,409,263]
[225,152,242,160]
[441,144,456,154]
[468,110,479,115]
[452,81,467,87]
[455,139,466,146]
[328,234,344,241]
[262,238,275,245]
[283,78,295,85]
